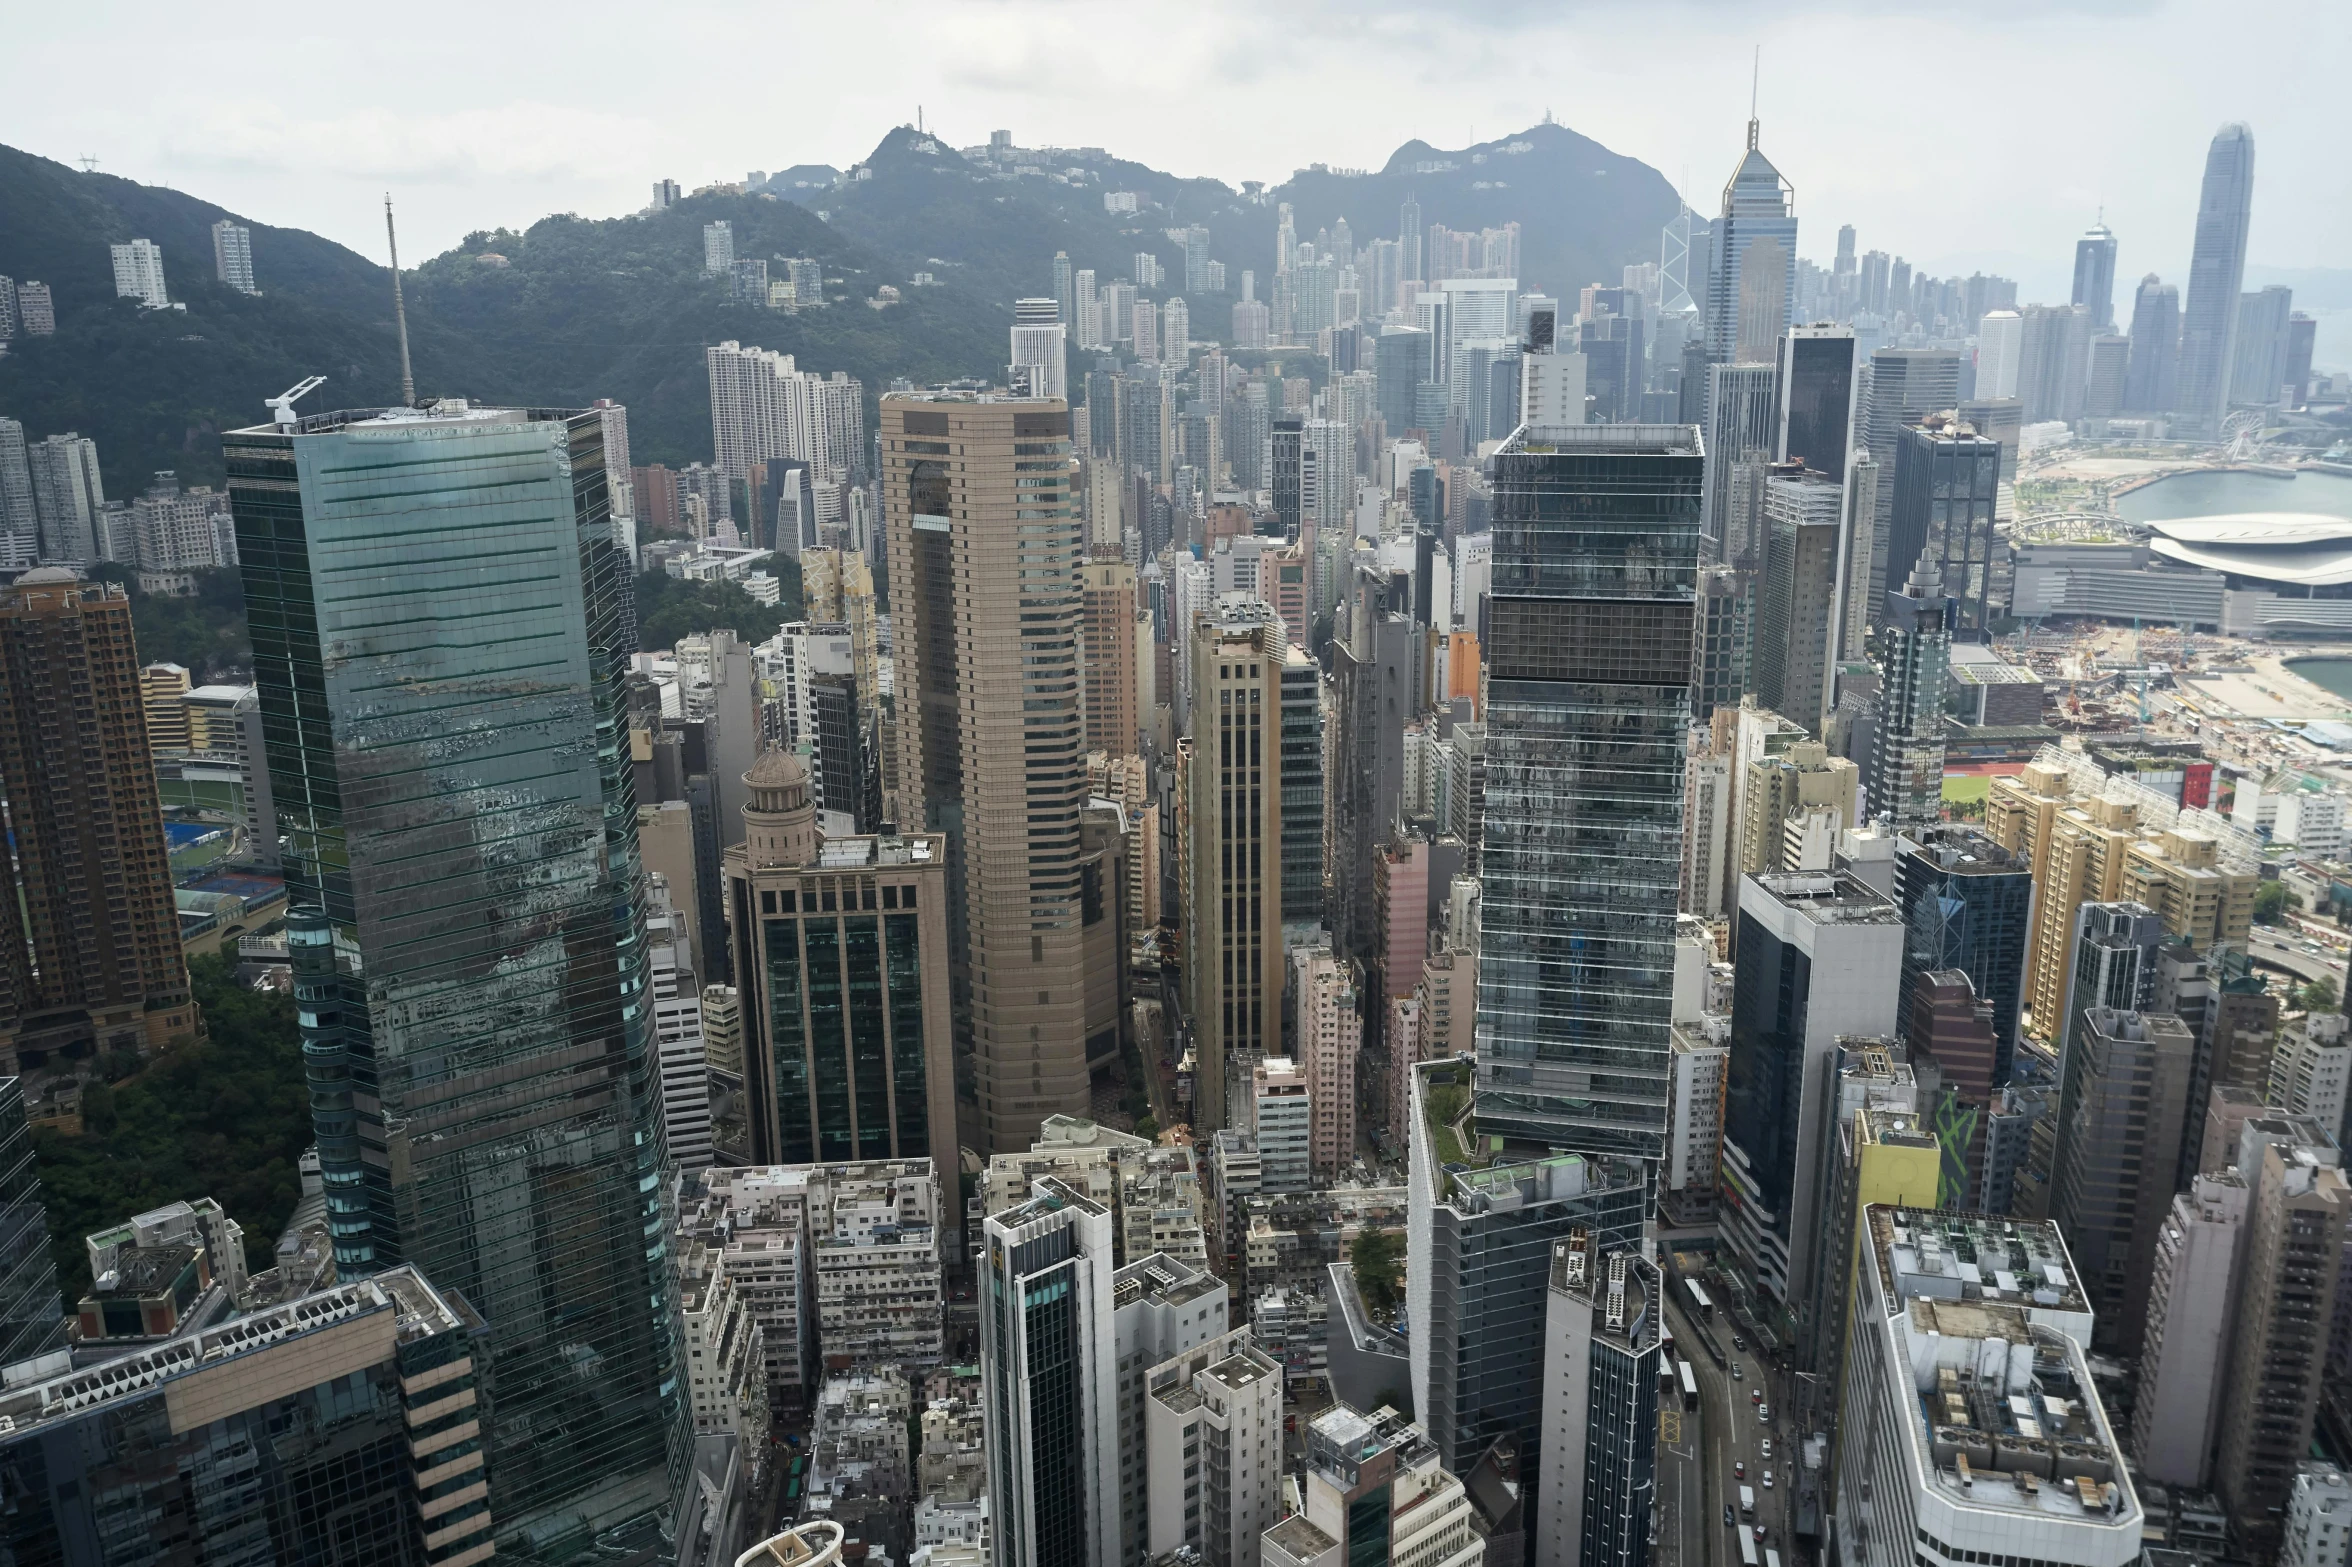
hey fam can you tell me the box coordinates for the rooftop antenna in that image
[1748,48,1761,149]
[384,195,416,407]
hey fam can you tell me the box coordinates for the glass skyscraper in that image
[224,403,685,1549]
[2177,124,2256,439]
[1475,424,1703,1161]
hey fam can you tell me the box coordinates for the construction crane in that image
[266,376,327,429]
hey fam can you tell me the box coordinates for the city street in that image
[1661,1290,1799,1567]
[2249,925,2349,989]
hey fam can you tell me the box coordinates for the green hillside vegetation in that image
[35,954,311,1300]
[634,560,804,652]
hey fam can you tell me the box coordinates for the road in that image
[1661,1292,1797,1567]
[2249,927,2349,990]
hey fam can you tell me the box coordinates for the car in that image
[1751,1388,1764,1405]
[1754,1525,1768,1541]
[1758,1404,1772,1424]
[1760,1439,1773,1460]
[1735,1461,1746,1479]
[1763,1471,1775,1489]
[1731,1363,1744,1381]
[1733,1334,1747,1351]
[1724,1506,1736,1529]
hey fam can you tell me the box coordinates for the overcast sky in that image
[6,0,2347,309]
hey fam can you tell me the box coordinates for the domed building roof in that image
[744,749,810,791]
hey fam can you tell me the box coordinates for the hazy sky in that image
[7,0,2347,308]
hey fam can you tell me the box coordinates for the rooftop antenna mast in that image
[384,195,416,407]
[1748,47,1761,148]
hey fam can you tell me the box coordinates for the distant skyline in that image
[5,0,2346,307]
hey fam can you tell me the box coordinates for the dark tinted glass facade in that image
[1886,426,2000,631]
[0,1079,64,1369]
[1280,654,1323,932]
[1894,828,2033,1083]
[224,408,685,1547]
[748,902,934,1165]
[1721,911,1812,1253]
[1475,426,1702,1159]
[1777,331,1856,477]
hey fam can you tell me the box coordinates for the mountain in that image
[0,119,1684,495]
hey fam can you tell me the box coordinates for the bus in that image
[1768,1550,1783,1567]
[1738,1533,1760,1567]
[1679,1360,1700,1412]
[1685,1278,1714,1320]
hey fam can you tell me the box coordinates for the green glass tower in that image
[223,403,684,1552]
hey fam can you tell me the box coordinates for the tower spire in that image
[384,195,415,408]
[1748,47,1761,149]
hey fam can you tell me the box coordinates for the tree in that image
[2255,880,2291,925]
[634,566,802,652]
[2302,976,2338,1012]
[1351,1226,1405,1319]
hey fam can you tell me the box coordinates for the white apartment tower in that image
[704,220,734,274]
[1010,298,1068,399]
[110,239,169,309]
[1251,1057,1313,1194]
[1146,1327,1285,1567]
[210,220,257,295]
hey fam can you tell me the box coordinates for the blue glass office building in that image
[223,404,685,1551]
[1475,424,1703,1160]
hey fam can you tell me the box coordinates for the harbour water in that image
[2286,657,2352,702]
[2114,468,2352,526]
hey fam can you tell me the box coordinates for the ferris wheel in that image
[2221,409,2265,462]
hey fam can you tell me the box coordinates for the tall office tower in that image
[2131,1169,2249,1487]
[2176,124,2257,436]
[2124,276,2183,415]
[1753,467,1842,736]
[1080,561,1142,754]
[1886,413,1999,630]
[981,1178,1120,1567]
[1294,945,1360,1176]
[1144,1327,1284,1566]
[1689,565,1753,726]
[1833,1206,2138,1567]
[1269,413,1303,534]
[885,394,1092,1153]
[1279,649,1323,932]
[2073,223,2119,330]
[1073,268,1100,349]
[1522,341,1590,430]
[1977,310,2024,400]
[721,749,957,1174]
[0,1266,489,1562]
[0,1079,63,1365]
[703,219,733,274]
[647,879,713,1171]
[2231,285,2296,406]
[1705,118,1797,362]
[2084,335,2132,419]
[1010,297,1068,399]
[1777,325,1856,476]
[1719,870,1904,1300]
[0,573,193,1073]
[1476,424,1702,1158]
[2017,304,2094,425]
[1113,1254,1230,1565]
[1052,249,1074,326]
[0,420,38,578]
[210,218,256,294]
[2286,313,2319,407]
[1859,348,1960,598]
[1163,297,1191,364]
[1866,560,1953,833]
[221,402,685,1543]
[2216,1134,2348,1551]
[1407,1060,1650,1482]
[2049,1007,2193,1354]
[1263,1403,1486,1567]
[108,238,169,308]
[1701,363,1779,562]
[2059,899,2159,1047]
[1400,193,1424,284]
[1536,1240,1663,1567]
[1184,599,1289,1130]
[1327,556,1413,977]
[1893,827,2032,1079]
[27,432,104,564]
[1378,325,1435,432]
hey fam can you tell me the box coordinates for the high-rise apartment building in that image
[0,573,194,1072]
[0,419,34,567]
[1834,1206,2139,1567]
[1294,945,1360,1177]
[704,219,734,274]
[13,281,53,336]
[2216,1134,2347,1549]
[707,341,865,491]
[1720,870,1905,1299]
[1867,560,1954,834]
[720,749,955,1174]
[2282,1465,2352,1567]
[1145,1326,1285,1567]
[109,238,169,308]
[2049,1007,2193,1355]
[981,1178,1121,1567]
[1536,1239,1663,1567]
[27,432,103,565]
[2177,125,2257,438]
[210,218,257,294]
[224,402,685,1543]
[1263,1403,1486,1567]
[1080,561,1143,756]
[1477,424,1702,1159]
[1114,1253,1230,1564]
[885,393,1096,1153]
[2131,1169,2248,1488]
[1753,466,1843,734]
[1183,599,1291,1129]
[1011,297,1068,399]
[1251,1056,1313,1194]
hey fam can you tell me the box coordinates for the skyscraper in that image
[1976,310,2023,401]
[1886,414,2000,631]
[1702,363,1780,563]
[224,401,685,1544]
[1776,324,1857,478]
[2073,222,2119,330]
[1859,349,1961,601]
[981,1178,1120,1567]
[1010,297,1068,399]
[2049,1006,2193,1356]
[1182,598,1291,1129]
[1052,249,1074,327]
[2017,303,2093,426]
[1400,194,1424,284]
[2230,284,2296,407]
[2177,125,2257,438]
[1753,466,1842,736]
[885,393,1095,1154]
[0,418,36,568]
[109,239,169,308]
[1476,424,1703,1159]
[1705,119,1797,363]
[1867,560,1953,832]
[26,433,103,565]
[2125,275,2182,414]
[0,573,194,1073]
[210,218,257,295]
[703,219,734,274]
[1893,827,2033,1082]
[1537,1239,1663,1567]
